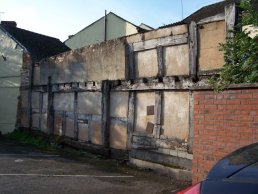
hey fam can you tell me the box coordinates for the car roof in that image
[206,142,258,180]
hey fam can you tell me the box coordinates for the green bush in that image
[210,0,258,91]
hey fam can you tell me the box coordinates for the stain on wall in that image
[110,120,128,149]
[91,121,102,145]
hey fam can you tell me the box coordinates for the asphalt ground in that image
[0,138,189,194]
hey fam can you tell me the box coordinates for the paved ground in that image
[0,138,189,194]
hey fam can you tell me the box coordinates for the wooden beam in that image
[127,92,135,149]
[39,92,43,131]
[197,13,225,25]
[127,44,135,80]
[101,81,111,148]
[189,22,198,78]
[225,3,236,38]
[156,46,164,77]
[62,112,66,137]
[47,76,54,134]
[188,91,194,154]
[73,91,78,140]
[133,33,188,52]
[154,91,162,138]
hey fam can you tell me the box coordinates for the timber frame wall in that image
[19,3,237,182]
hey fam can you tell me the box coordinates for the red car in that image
[177,142,258,194]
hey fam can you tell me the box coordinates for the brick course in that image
[193,88,258,184]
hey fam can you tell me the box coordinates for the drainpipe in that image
[104,10,107,41]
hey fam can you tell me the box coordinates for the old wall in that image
[25,14,230,182]
[128,25,190,78]
[134,92,156,133]
[40,38,126,84]
[163,92,189,140]
[198,21,225,72]
[193,88,258,184]
[0,28,23,134]
[110,92,129,150]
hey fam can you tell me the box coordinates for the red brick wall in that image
[193,88,258,184]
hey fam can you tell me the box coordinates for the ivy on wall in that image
[210,0,258,91]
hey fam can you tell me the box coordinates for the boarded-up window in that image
[198,21,226,71]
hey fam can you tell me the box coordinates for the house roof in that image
[0,21,70,61]
[160,0,258,29]
[139,23,154,31]
[183,0,236,24]
[64,12,151,43]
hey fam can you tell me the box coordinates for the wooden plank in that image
[133,33,188,52]
[154,91,162,138]
[47,76,54,134]
[62,112,67,137]
[73,92,78,140]
[189,22,197,78]
[225,3,236,38]
[101,81,111,148]
[197,13,225,25]
[156,46,164,77]
[127,92,135,149]
[28,62,35,129]
[127,44,135,80]
[39,92,43,131]
[188,91,194,154]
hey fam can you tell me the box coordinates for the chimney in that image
[1,21,17,28]
[68,35,74,39]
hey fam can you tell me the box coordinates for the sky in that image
[0,0,222,41]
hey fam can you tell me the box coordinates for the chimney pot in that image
[1,21,17,28]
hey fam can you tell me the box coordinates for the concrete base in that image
[129,157,192,181]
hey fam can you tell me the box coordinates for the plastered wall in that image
[29,18,228,165]
[77,92,102,115]
[135,92,155,133]
[126,25,188,43]
[164,45,189,76]
[198,21,226,71]
[162,92,189,140]
[135,49,158,78]
[0,29,23,134]
[40,38,126,84]
[110,92,129,149]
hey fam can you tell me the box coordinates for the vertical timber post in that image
[74,91,78,140]
[101,80,111,149]
[39,92,43,131]
[28,57,34,129]
[127,43,135,80]
[189,22,197,79]
[225,3,236,38]
[154,91,162,138]
[47,76,54,134]
[188,91,194,154]
[127,92,135,149]
[157,46,164,77]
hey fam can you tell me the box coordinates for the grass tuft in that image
[5,130,54,149]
